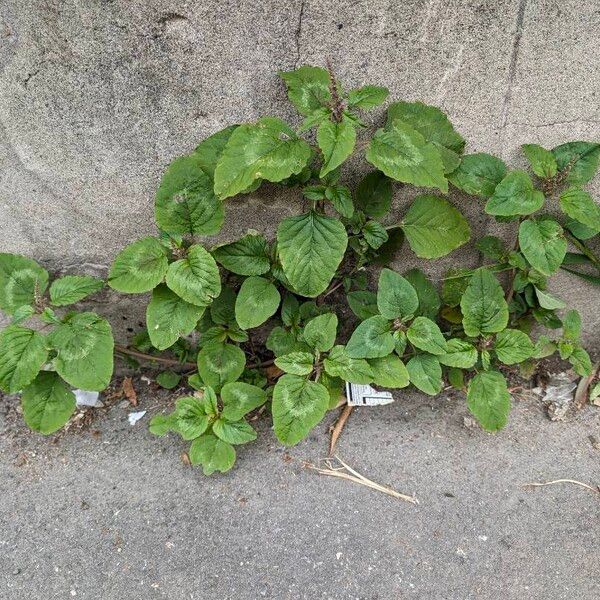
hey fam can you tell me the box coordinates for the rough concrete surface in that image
[1,384,599,599]
[0,0,599,342]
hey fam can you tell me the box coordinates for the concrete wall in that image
[0,0,599,345]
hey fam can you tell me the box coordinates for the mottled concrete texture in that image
[0,0,599,342]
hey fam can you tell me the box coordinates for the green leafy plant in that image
[0,64,597,472]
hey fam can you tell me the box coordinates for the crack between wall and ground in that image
[499,0,528,154]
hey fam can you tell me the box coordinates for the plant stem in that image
[566,232,600,270]
[114,345,274,371]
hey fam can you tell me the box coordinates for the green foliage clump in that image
[0,64,598,472]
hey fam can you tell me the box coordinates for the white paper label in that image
[345,382,394,407]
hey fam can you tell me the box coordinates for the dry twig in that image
[306,456,419,504]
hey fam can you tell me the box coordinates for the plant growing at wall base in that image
[0,64,597,473]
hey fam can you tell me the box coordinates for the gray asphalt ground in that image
[1,382,599,599]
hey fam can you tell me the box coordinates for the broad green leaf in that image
[212,233,270,276]
[176,396,211,440]
[299,107,331,132]
[303,313,338,352]
[372,227,405,266]
[448,367,465,390]
[275,352,315,376]
[49,276,104,307]
[564,217,598,240]
[192,125,238,178]
[278,66,331,116]
[166,244,221,307]
[281,294,300,327]
[235,276,280,330]
[551,141,600,185]
[367,354,409,388]
[272,374,329,445]
[213,418,257,445]
[362,221,388,249]
[49,313,113,391]
[522,144,557,178]
[323,345,373,384]
[347,85,389,109]
[377,268,418,319]
[0,326,48,393]
[221,382,267,421]
[355,171,393,218]
[346,315,394,359]
[437,338,477,368]
[534,287,565,310]
[189,434,236,475]
[406,354,442,395]
[485,171,545,216]
[460,267,508,337]
[518,217,566,275]
[155,154,224,236]
[347,290,378,320]
[0,253,49,315]
[569,346,592,376]
[277,211,347,297]
[266,326,303,357]
[406,316,448,355]
[148,413,180,436]
[467,370,511,431]
[401,195,470,259]
[21,371,76,434]
[156,370,181,389]
[108,237,168,293]
[146,285,205,350]
[404,268,440,320]
[197,342,245,390]
[325,186,354,218]
[494,329,534,365]
[318,117,356,178]
[214,117,312,199]
[393,330,407,356]
[387,101,463,173]
[562,309,581,340]
[559,188,600,231]
[320,371,345,409]
[366,121,448,192]
[447,153,506,197]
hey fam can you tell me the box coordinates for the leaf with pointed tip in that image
[221,382,267,421]
[363,221,388,249]
[534,287,565,310]
[403,268,440,320]
[0,253,49,315]
[485,171,545,216]
[156,155,224,236]
[494,329,534,365]
[108,237,169,293]
[406,354,442,395]
[346,316,394,359]
[448,153,506,197]
[460,268,508,337]
[522,144,557,178]
[519,217,566,275]
[377,268,418,319]
[272,374,329,445]
[235,276,280,330]
[402,195,470,259]
[49,312,114,391]
[303,313,338,352]
[467,370,511,431]
[21,371,76,435]
[367,354,409,388]
[437,338,477,368]
[279,66,331,116]
[318,117,356,178]
[551,141,600,185]
[0,326,48,393]
[366,121,447,192]
[197,342,246,391]
[189,434,236,475]
[146,285,205,350]
[406,316,448,355]
[49,276,104,307]
[214,117,312,199]
[559,187,600,231]
[212,418,257,445]
[275,352,315,376]
[212,233,271,276]
[347,85,389,109]
[277,211,347,297]
[166,245,221,307]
